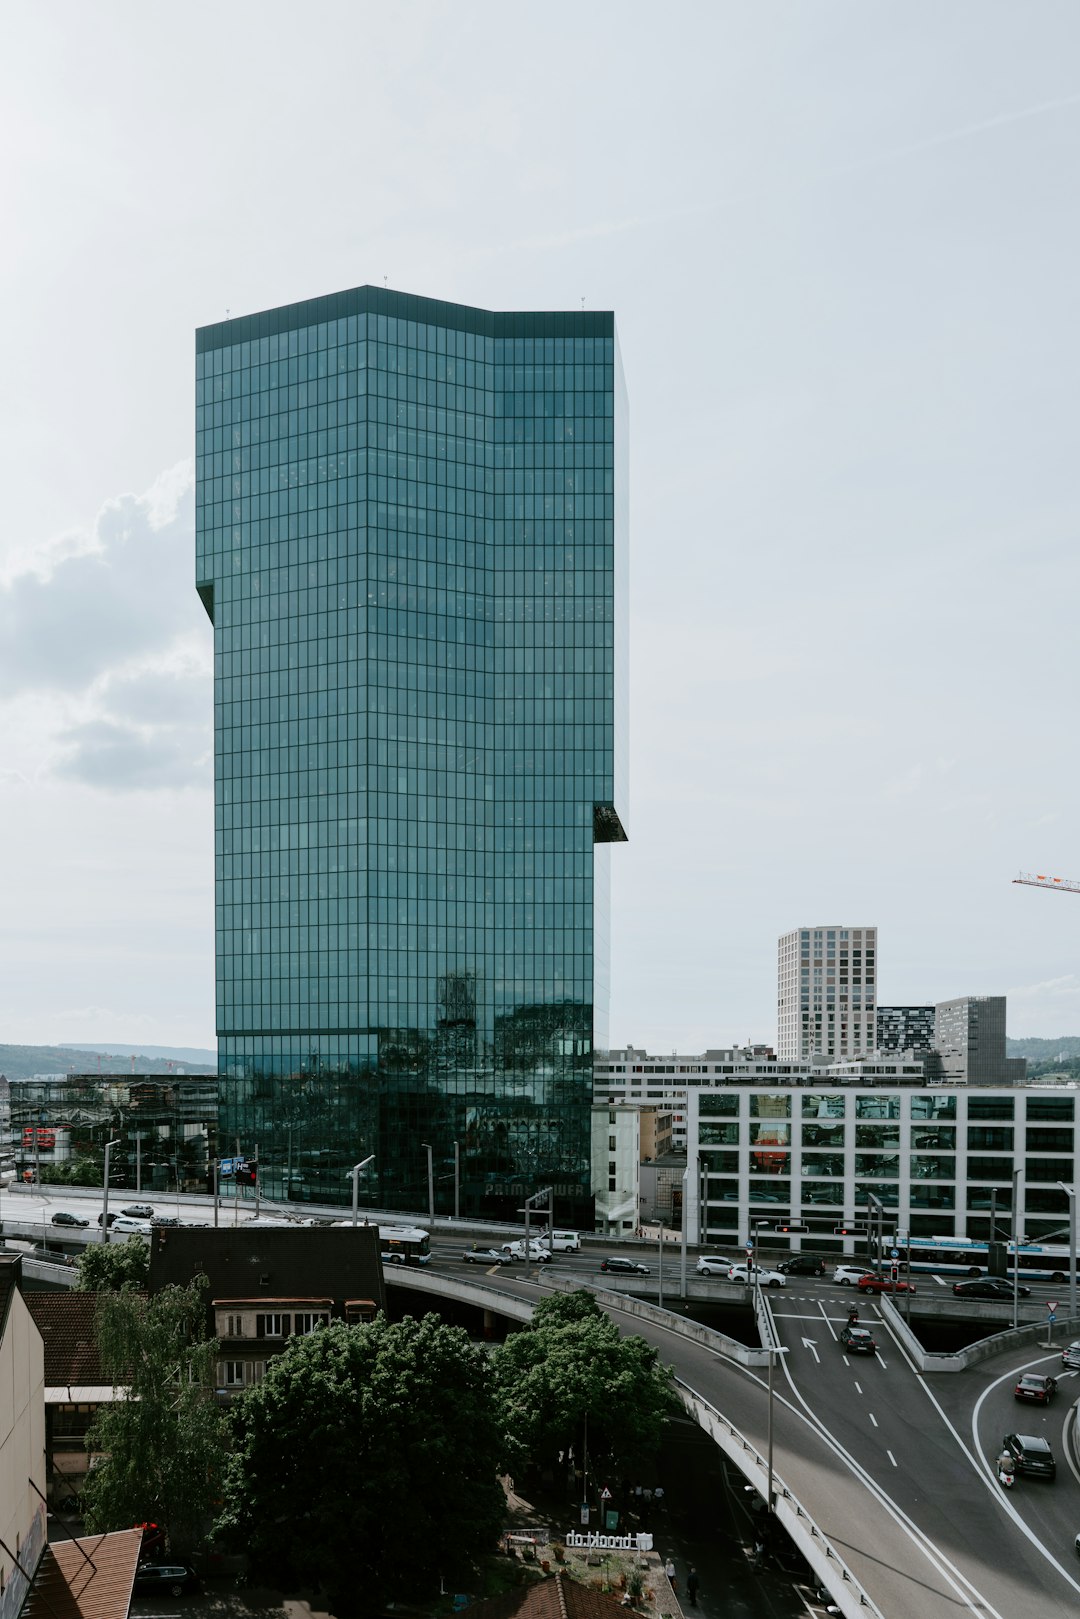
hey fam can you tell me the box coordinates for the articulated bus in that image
[901,1235,1071,1284]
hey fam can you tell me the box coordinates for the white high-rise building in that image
[778,925,877,1060]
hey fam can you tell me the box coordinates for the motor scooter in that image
[997,1459,1015,1489]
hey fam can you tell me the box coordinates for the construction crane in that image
[1013,872,1080,895]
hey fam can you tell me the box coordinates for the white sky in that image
[1,2,1078,1053]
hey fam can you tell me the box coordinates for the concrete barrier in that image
[880,1297,1080,1372]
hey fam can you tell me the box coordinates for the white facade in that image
[593,1045,918,1153]
[591,1102,641,1235]
[682,1081,1079,1253]
[778,925,878,1060]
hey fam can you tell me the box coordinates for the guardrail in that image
[880,1297,1080,1372]
[676,1380,883,1618]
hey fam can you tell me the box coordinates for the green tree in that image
[74,1234,150,1291]
[82,1276,223,1551]
[217,1313,504,1613]
[491,1290,675,1489]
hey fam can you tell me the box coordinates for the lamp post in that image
[421,1143,435,1224]
[680,1164,690,1299]
[453,1139,461,1220]
[1012,1168,1022,1331]
[347,1155,376,1226]
[100,1139,120,1242]
[658,1215,665,1311]
[1057,1181,1077,1327]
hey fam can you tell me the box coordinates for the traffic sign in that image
[745,1241,754,1252]
[1048,1300,1059,1313]
[890,1248,900,1260]
[600,1486,612,1501]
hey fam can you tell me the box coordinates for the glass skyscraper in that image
[196,286,627,1222]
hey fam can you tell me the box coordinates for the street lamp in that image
[1012,1168,1023,1331]
[680,1164,690,1299]
[658,1215,665,1310]
[453,1139,461,1220]
[346,1156,376,1226]
[100,1139,120,1243]
[421,1143,434,1225]
[1057,1181,1077,1327]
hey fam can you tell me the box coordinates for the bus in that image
[379,1226,431,1266]
[901,1235,1071,1284]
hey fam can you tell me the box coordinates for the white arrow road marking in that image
[801,1336,820,1364]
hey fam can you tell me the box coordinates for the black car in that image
[51,1211,89,1228]
[839,1324,877,1355]
[600,1257,650,1275]
[150,1215,183,1227]
[778,1255,825,1277]
[97,1211,118,1227]
[952,1278,1032,1300]
[1015,1374,1057,1404]
[1003,1433,1056,1479]
[132,1563,199,1597]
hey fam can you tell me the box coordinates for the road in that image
[414,1240,1080,1618]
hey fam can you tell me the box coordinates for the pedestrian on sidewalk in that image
[685,1566,699,1606]
[664,1558,677,1593]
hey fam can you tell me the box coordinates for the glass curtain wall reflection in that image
[195,286,628,1221]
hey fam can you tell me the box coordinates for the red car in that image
[856,1274,917,1296]
[1014,1374,1057,1404]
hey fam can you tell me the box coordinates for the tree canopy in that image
[216,1312,504,1613]
[74,1234,150,1290]
[491,1290,675,1488]
[81,1276,223,1550]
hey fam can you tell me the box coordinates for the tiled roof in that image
[23,1294,115,1387]
[22,1527,142,1619]
[466,1572,633,1619]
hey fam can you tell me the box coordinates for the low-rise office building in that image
[682,1081,1077,1252]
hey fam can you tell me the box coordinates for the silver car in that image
[1062,1340,1080,1370]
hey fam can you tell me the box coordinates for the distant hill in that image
[59,1042,216,1065]
[1007,1037,1080,1062]
[0,1043,216,1082]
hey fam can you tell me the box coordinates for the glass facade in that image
[196,286,628,1219]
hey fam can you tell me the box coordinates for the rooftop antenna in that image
[581,296,585,310]
[384,275,388,288]
[225,307,230,320]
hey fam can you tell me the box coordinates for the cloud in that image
[0,463,213,793]
[1008,975,1080,1003]
[0,462,195,695]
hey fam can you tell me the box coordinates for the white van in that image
[547,1229,582,1253]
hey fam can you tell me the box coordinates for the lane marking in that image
[868,1413,878,1428]
[869,1304,1080,1604]
[801,1337,820,1364]
[817,1300,838,1341]
[772,1329,1008,1618]
[886,1449,898,1467]
[854,1381,863,1394]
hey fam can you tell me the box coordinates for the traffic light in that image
[776,1222,808,1234]
[833,1225,868,1237]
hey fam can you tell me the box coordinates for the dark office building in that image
[932,996,1027,1086]
[195,286,628,1221]
[876,1005,935,1056]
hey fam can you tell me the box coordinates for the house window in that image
[256,1313,287,1337]
[294,1313,329,1335]
[221,1362,246,1387]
